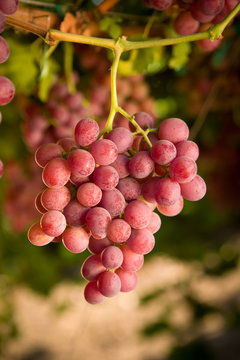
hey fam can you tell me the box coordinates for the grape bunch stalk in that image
[28,114,206,304]
[0,0,19,178]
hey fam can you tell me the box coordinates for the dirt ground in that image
[1,255,240,360]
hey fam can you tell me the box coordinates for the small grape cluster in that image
[143,0,238,51]
[0,0,19,178]
[28,112,206,304]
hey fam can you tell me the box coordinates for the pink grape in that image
[169,156,197,184]
[65,92,83,109]
[146,0,173,11]
[89,139,118,165]
[0,0,19,14]
[28,222,54,246]
[84,281,106,305]
[121,245,144,272]
[97,271,121,297]
[93,165,119,191]
[34,192,47,214]
[140,132,159,151]
[198,37,221,52]
[0,36,9,63]
[176,140,199,161]
[141,177,159,204]
[191,2,215,22]
[40,210,66,237]
[155,177,181,206]
[88,236,113,255]
[146,212,161,233]
[86,207,111,239]
[151,140,176,165]
[180,175,207,201]
[0,76,15,105]
[117,177,141,202]
[0,12,6,33]
[196,0,224,16]
[107,127,133,153]
[157,196,184,216]
[74,118,99,147]
[35,143,63,168]
[127,228,155,255]
[99,188,125,218]
[57,137,76,152]
[81,255,105,281]
[111,154,130,179]
[42,158,70,188]
[77,182,102,207]
[51,104,69,124]
[101,246,123,269]
[41,186,71,211]
[124,200,151,229]
[174,11,199,36]
[62,226,89,253]
[70,173,90,186]
[129,151,154,179]
[158,118,189,144]
[107,218,131,243]
[115,269,138,292]
[63,199,89,227]
[67,149,95,177]
[226,0,239,11]
[0,159,4,178]
[131,112,154,131]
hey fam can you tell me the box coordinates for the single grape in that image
[196,0,224,16]
[157,195,184,216]
[127,228,155,255]
[57,137,76,152]
[226,0,239,11]
[97,271,121,297]
[129,151,154,179]
[158,118,189,144]
[77,182,102,207]
[141,177,159,204]
[155,177,181,206]
[174,11,199,36]
[0,76,15,106]
[89,139,118,165]
[84,281,106,305]
[111,154,130,179]
[124,200,151,229]
[146,0,173,11]
[99,188,125,218]
[180,175,207,201]
[35,143,64,168]
[176,140,199,161]
[191,2,215,22]
[74,118,99,147]
[63,200,89,227]
[40,210,66,237]
[140,132,159,151]
[107,127,133,153]
[67,149,95,177]
[101,246,123,270]
[130,112,154,131]
[115,269,138,292]
[88,236,113,255]
[146,212,161,233]
[86,207,111,239]
[117,177,141,202]
[34,191,47,214]
[169,156,197,184]
[81,255,105,281]
[41,186,71,211]
[93,165,119,191]
[0,0,19,14]
[0,36,9,64]
[107,218,131,243]
[42,158,71,188]
[151,139,176,165]
[62,226,89,253]
[121,245,144,272]
[28,222,54,246]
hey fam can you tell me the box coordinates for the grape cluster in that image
[28,112,206,304]
[0,0,19,178]
[143,0,238,51]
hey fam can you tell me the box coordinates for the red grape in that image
[84,281,106,305]
[117,177,141,202]
[28,222,54,246]
[85,207,111,239]
[111,154,130,179]
[124,200,151,229]
[89,139,118,165]
[63,199,89,227]
[169,156,197,184]
[146,212,161,233]
[67,149,95,177]
[101,246,123,269]
[93,165,119,191]
[121,245,144,272]
[99,188,125,218]
[81,255,105,281]
[155,177,181,206]
[176,140,199,161]
[0,0,19,14]
[98,271,121,297]
[115,269,138,292]
[62,226,89,253]
[158,118,189,144]
[151,140,176,165]
[40,210,66,237]
[0,36,9,64]
[42,158,71,188]
[157,196,184,216]
[88,236,113,255]
[41,186,71,211]
[180,175,207,201]
[35,143,63,168]
[74,118,99,147]
[0,76,15,106]
[107,218,131,243]
[174,11,199,36]
[77,182,102,207]
[127,228,155,255]
[107,127,133,153]
[129,151,154,179]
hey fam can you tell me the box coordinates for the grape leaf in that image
[169,42,191,71]
[99,16,122,39]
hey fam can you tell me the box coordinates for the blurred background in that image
[0,0,240,359]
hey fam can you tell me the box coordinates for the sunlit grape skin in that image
[124,200,151,229]
[115,269,138,292]
[81,255,105,281]
[62,226,89,253]
[42,158,71,188]
[107,127,133,153]
[93,166,119,191]
[101,246,123,270]
[40,210,66,237]
[35,143,64,168]
[0,36,9,64]
[74,118,99,147]
[41,186,71,211]
[158,118,189,144]
[107,218,131,243]
[0,0,19,15]
[99,188,125,218]
[117,177,141,202]
[180,175,207,201]
[97,271,121,297]
[121,245,144,272]
[127,228,155,255]
[155,178,181,206]
[129,151,154,179]
[169,156,197,184]
[84,281,106,305]
[67,149,95,177]
[77,182,102,207]
[89,139,118,165]
[85,207,111,239]
[0,76,15,106]
[28,222,54,246]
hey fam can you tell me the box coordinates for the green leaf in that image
[169,42,191,71]
[38,57,60,102]
[133,47,154,73]
[99,16,122,39]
